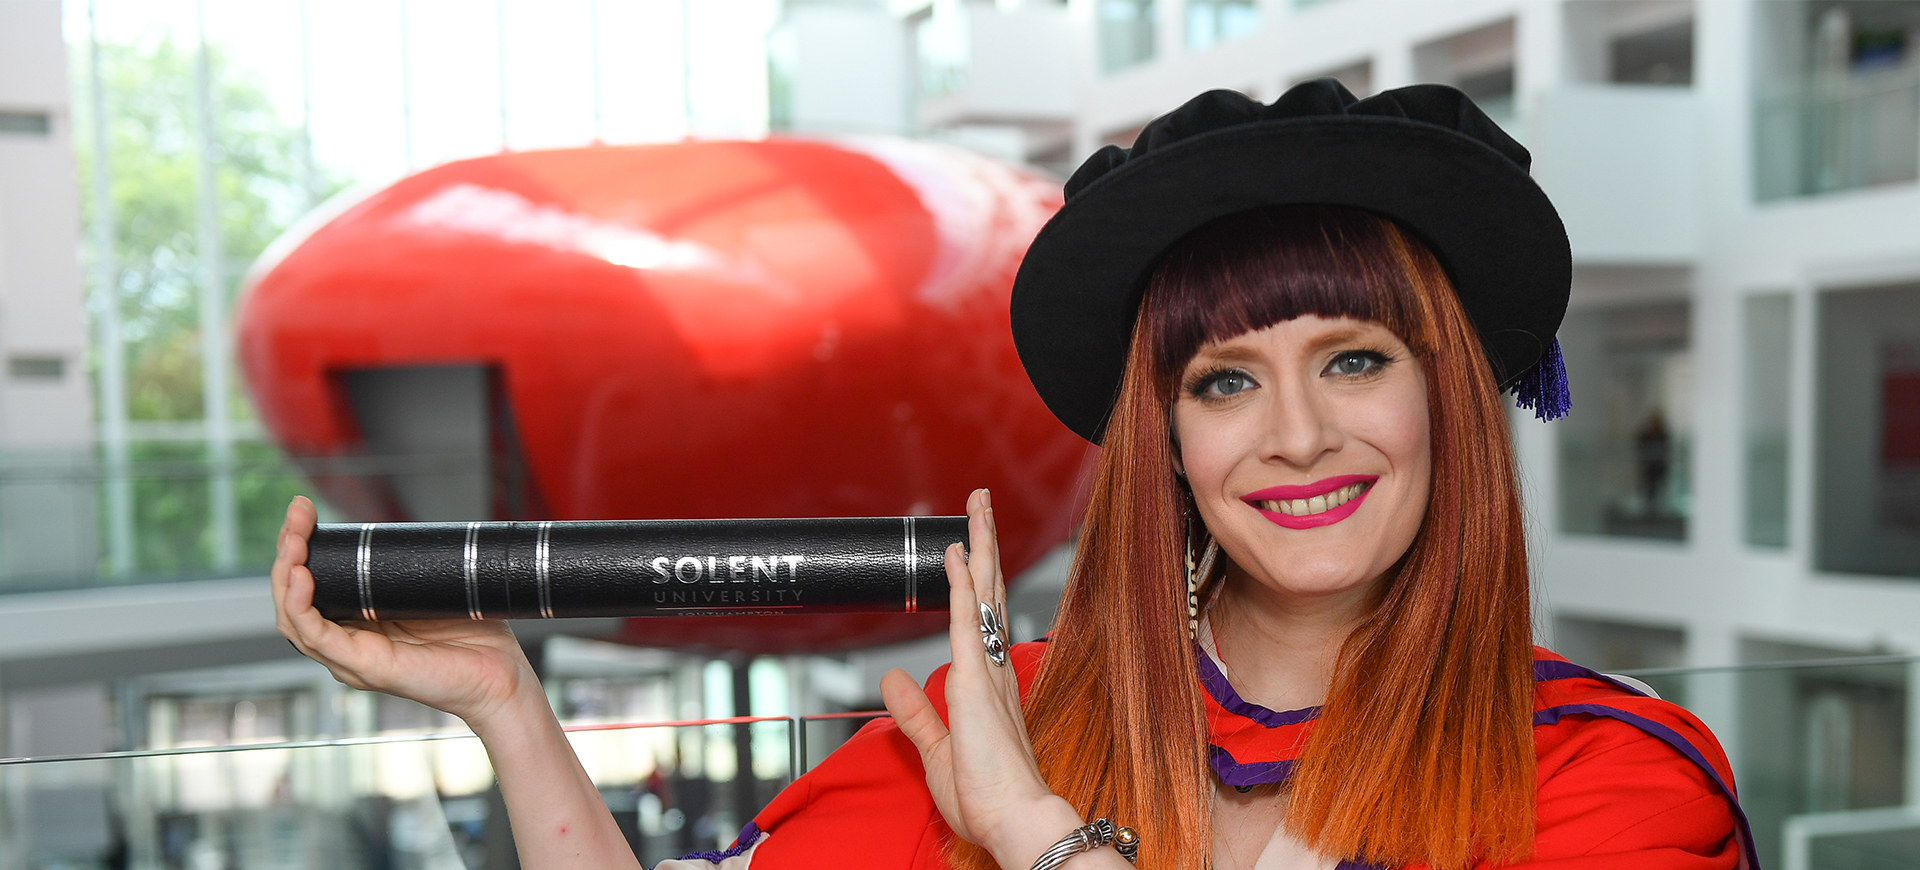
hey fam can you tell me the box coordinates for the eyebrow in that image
[1301,324,1380,352]
[1188,344,1265,367]
[1190,323,1386,366]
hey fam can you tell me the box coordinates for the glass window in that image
[0,111,51,136]
[1816,283,1920,577]
[1457,65,1517,122]
[1553,614,1687,671]
[1413,19,1518,134]
[1297,60,1372,97]
[1102,122,1146,148]
[1098,0,1156,74]
[7,355,65,380]
[1745,294,1794,548]
[1611,19,1695,85]
[1186,0,1259,51]
[1755,1,1920,200]
[1557,302,1694,541]
[1562,2,1694,86]
[917,0,970,98]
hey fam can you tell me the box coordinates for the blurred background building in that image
[2,0,1920,867]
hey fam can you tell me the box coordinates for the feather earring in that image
[1185,512,1219,641]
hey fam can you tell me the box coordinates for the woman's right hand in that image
[881,489,1111,870]
[271,496,540,728]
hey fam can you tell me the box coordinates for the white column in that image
[589,0,603,144]
[87,0,133,578]
[495,0,510,150]
[1159,0,1186,61]
[1372,36,1415,91]
[399,0,414,171]
[680,0,695,137]
[1684,620,1742,775]
[1906,657,1920,807]
[1514,0,1563,99]
[0,666,22,870]
[784,653,808,774]
[1693,278,1746,557]
[298,0,320,208]
[1785,279,1818,569]
[193,0,238,573]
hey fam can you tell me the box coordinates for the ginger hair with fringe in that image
[947,205,1535,870]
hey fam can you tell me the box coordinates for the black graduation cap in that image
[1010,79,1574,444]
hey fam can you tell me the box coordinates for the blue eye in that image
[1324,351,1386,378]
[1203,371,1255,397]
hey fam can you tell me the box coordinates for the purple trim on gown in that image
[1207,744,1296,787]
[1535,704,1761,870]
[674,820,762,863]
[1532,659,1655,697]
[1196,643,1317,788]
[1196,645,1321,728]
[1534,659,1760,869]
[1205,654,1757,869]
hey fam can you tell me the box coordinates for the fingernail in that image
[982,489,991,508]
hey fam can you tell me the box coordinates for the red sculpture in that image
[237,138,1091,654]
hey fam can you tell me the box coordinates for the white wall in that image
[0,0,98,585]
[0,0,91,450]
[924,2,1076,123]
[781,5,913,135]
[1532,86,1699,263]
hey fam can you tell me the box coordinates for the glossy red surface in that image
[237,138,1092,654]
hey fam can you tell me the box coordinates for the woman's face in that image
[1173,315,1431,605]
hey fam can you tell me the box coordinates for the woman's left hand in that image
[881,489,1092,868]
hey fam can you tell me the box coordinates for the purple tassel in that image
[1509,339,1571,421]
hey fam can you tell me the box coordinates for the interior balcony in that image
[1530,85,1702,266]
[914,1,1077,165]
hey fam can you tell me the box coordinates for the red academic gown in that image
[699,642,1754,869]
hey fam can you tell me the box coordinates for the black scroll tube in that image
[306,516,967,621]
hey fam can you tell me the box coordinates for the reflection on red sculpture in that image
[237,138,1091,654]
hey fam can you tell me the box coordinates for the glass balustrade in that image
[0,711,893,870]
[6,657,1915,869]
[1755,66,1920,201]
[0,451,520,595]
[1618,655,1919,870]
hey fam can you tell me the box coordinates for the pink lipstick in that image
[1241,474,1378,530]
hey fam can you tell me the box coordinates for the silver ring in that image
[979,602,1010,667]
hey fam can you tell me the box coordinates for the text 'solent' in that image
[648,555,806,583]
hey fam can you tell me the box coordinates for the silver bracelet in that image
[1030,818,1139,870]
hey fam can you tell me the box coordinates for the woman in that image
[272,81,1753,870]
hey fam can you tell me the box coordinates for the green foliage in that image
[122,441,308,576]
[71,33,346,421]
[69,34,348,580]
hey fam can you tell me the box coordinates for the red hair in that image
[949,206,1535,870]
